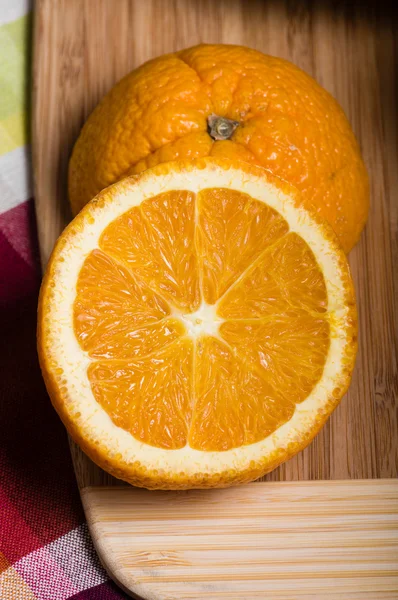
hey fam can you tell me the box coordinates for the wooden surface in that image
[33,0,398,485]
[82,480,398,599]
[32,1,398,598]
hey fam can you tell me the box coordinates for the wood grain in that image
[82,480,398,599]
[32,0,398,485]
[32,2,398,597]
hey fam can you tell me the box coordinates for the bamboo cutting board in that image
[32,0,398,598]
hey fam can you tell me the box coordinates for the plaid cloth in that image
[0,3,128,598]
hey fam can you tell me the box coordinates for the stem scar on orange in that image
[69,44,369,253]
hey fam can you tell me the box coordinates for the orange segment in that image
[100,190,200,311]
[218,233,328,319]
[78,316,185,361]
[74,249,185,359]
[189,336,295,451]
[196,188,288,303]
[89,339,194,449]
[220,313,330,405]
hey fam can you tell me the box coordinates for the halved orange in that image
[38,159,357,489]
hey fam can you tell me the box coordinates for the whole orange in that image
[69,44,369,252]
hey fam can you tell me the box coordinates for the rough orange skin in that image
[69,44,369,253]
[40,158,358,490]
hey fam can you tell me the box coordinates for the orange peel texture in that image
[69,44,369,252]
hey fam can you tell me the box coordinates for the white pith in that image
[43,163,352,476]
[178,303,223,339]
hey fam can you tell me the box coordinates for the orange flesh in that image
[73,189,330,451]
